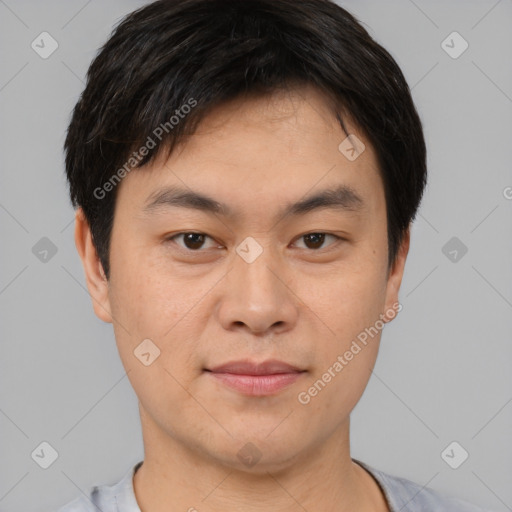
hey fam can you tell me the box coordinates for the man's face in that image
[78,86,408,471]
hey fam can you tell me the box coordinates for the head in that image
[66,0,426,472]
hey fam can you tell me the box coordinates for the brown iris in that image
[302,233,325,249]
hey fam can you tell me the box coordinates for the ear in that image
[382,224,411,322]
[74,208,113,323]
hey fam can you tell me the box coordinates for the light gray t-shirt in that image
[56,459,494,511]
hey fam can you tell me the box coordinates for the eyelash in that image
[165,232,344,252]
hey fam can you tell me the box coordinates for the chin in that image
[201,431,306,474]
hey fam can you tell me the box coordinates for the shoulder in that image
[55,494,96,512]
[55,485,120,512]
[355,459,495,512]
[55,462,143,512]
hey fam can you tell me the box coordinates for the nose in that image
[215,241,299,336]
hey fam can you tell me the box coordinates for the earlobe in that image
[74,208,113,323]
[383,225,411,322]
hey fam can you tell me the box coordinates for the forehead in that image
[115,86,385,220]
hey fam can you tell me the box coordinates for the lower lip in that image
[207,372,304,396]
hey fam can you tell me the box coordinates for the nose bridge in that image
[238,242,280,299]
[216,238,298,334]
[235,237,284,304]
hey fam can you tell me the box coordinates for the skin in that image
[75,85,410,512]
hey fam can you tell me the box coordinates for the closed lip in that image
[205,359,305,375]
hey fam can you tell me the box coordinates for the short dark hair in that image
[64,0,427,279]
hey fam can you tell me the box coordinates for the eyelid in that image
[292,232,344,250]
[166,232,221,250]
[165,231,346,252]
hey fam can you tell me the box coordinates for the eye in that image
[168,232,220,251]
[166,231,343,252]
[294,232,341,250]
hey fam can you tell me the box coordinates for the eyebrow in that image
[141,184,365,220]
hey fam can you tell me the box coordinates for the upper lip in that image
[206,359,304,375]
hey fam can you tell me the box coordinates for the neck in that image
[133,407,388,512]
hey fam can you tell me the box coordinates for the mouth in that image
[204,359,306,396]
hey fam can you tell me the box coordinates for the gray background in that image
[0,0,511,511]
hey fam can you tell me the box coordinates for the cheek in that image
[108,237,186,330]
[107,244,215,385]
[298,251,387,401]
[298,298,384,423]
[306,262,387,340]
[108,270,204,428]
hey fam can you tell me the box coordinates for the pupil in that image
[184,233,204,249]
[305,233,325,249]
[182,233,326,250]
